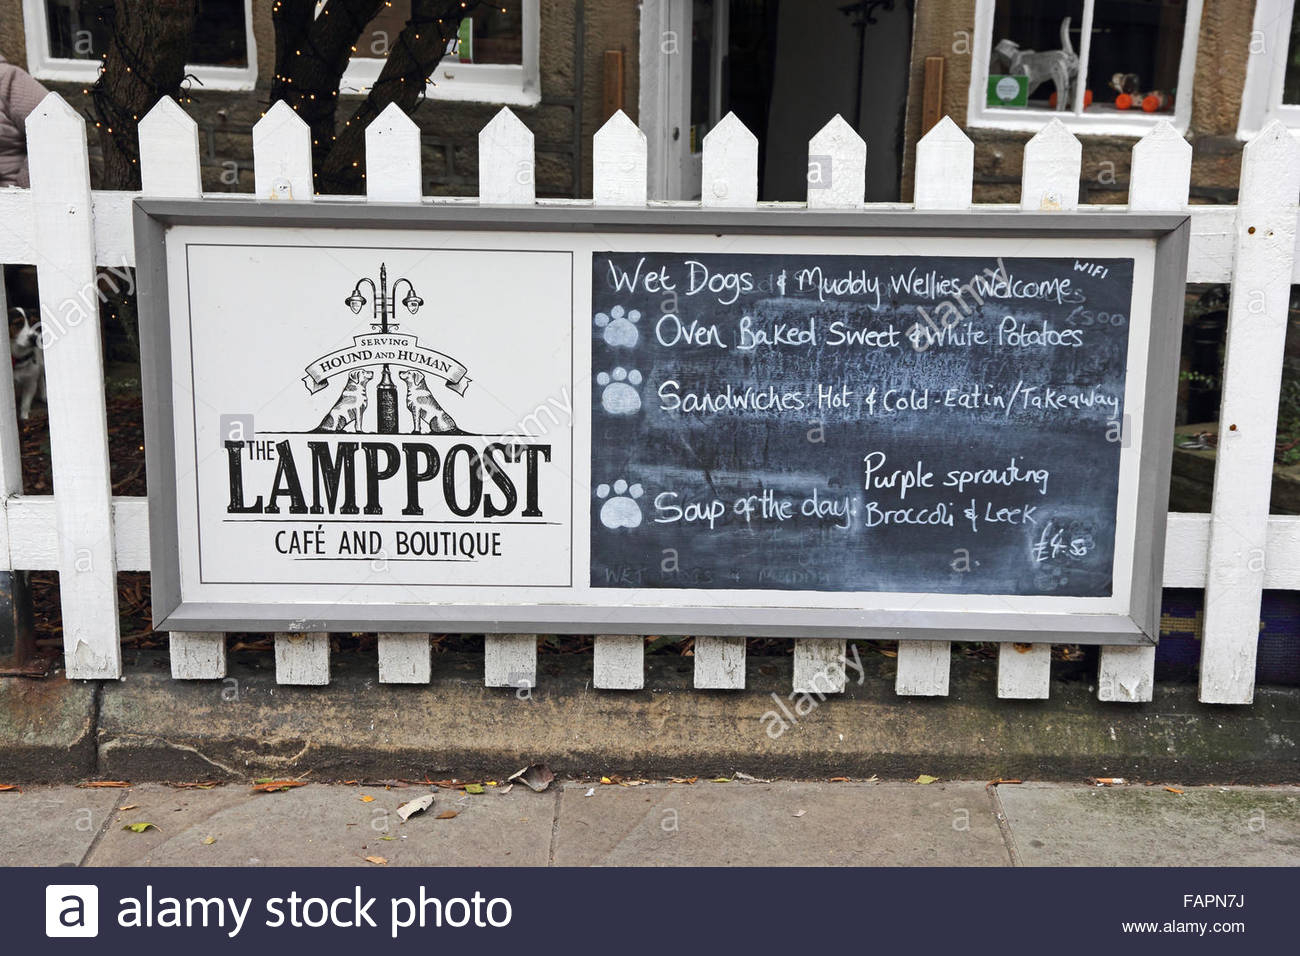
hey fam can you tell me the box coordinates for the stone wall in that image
[901,0,1259,204]
[1,0,639,198]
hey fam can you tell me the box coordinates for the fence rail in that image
[1,93,1297,704]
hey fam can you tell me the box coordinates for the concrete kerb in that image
[1,650,1297,785]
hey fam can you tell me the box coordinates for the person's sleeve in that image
[0,64,50,132]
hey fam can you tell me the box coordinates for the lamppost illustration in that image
[345,263,423,433]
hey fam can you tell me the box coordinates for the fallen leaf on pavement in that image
[435,810,459,820]
[201,836,216,845]
[464,784,485,795]
[828,776,850,783]
[508,764,555,793]
[80,781,130,788]
[365,856,387,865]
[117,804,139,811]
[498,784,513,795]
[123,822,158,833]
[396,794,435,821]
[988,778,1023,787]
[169,781,220,790]
[0,785,21,793]
[251,781,306,793]
[1165,786,1185,795]
[734,772,771,783]
[915,774,939,785]
[600,776,618,785]
[711,777,731,783]
[670,777,697,785]
[360,795,375,803]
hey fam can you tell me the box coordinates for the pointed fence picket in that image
[26,95,120,680]
[691,112,760,692]
[1200,124,1300,704]
[478,107,538,691]
[787,114,868,697]
[250,102,332,686]
[1097,121,1192,703]
[591,111,647,692]
[995,119,1083,701]
[892,115,975,699]
[1,94,1296,707]
[365,103,435,687]
[139,98,226,681]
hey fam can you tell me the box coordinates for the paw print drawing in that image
[594,304,641,348]
[596,479,644,529]
[596,367,643,415]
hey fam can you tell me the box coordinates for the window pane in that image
[690,0,715,149]
[465,1,522,64]
[359,0,522,65]
[1284,2,1300,105]
[1082,0,1184,116]
[189,0,248,68]
[989,1,1085,110]
[44,0,112,61]
[45,0,246,67]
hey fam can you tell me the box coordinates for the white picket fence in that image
[0,93,1298,705]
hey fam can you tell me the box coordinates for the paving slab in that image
[552,781,1011,866]
[997,783,1300,866]
[0,786,120,866]
[85,783,555,867]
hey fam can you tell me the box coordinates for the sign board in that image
[987,74,1030,108]
[135,203,1189,643]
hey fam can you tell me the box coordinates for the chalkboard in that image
[590,251,1135,597]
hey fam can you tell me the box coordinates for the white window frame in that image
[967,0,1202,137]
[1238,0,1300,137]
[22,0,258,91]
[339,0,540,107]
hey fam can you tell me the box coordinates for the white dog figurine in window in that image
[994,16,1079,111]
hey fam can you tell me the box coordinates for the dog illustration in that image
[9,307,45,420]
[994,16,1078,111]
[399,369,460,434]
[314,369,373,432]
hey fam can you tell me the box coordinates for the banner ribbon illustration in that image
[302,333,472,395]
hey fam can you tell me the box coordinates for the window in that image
[968,0,1202,135]
[1238,0,1300,136]
[339,0,540,106]
[22,0,257,90]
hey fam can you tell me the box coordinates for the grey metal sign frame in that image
[134,199,1190,644]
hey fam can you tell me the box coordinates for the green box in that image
[987,74,1029,108]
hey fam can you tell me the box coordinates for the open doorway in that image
[640,0,914,202]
